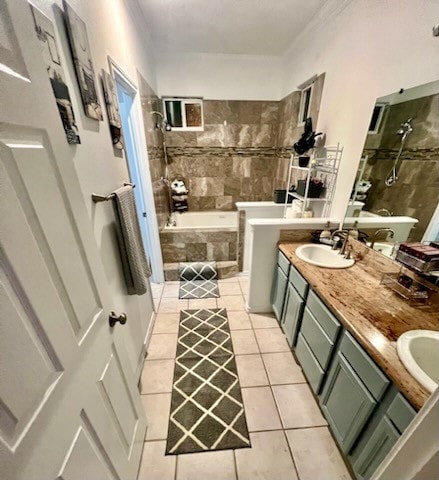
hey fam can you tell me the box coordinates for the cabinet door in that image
[271,266,288,322]
[282,283,304,346]
[320,353,377,453]
[352,416,400,479]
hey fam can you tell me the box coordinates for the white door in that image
[0,1,146,479]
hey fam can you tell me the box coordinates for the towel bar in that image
[92,183,135,203]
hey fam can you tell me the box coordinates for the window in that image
[368,103,387,134]
[163,97,204,131]
[298,84,313,125]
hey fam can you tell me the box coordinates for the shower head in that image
[151,111,172,132]
[397,117,414,137]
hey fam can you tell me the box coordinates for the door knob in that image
[109,311,127,327]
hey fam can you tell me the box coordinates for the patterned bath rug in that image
[166,308,251,455]
[179,262,219,299]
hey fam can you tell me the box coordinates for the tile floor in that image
[140,277,352,480]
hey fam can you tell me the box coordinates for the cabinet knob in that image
[109,311,127,328]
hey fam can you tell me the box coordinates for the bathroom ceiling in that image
[136,0,330,55]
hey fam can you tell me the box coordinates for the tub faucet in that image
[375,208,393,216]
[330,229,350,256]
[370,228,395,249]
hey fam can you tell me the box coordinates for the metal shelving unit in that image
[283,144,343,218]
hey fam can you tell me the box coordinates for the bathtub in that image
[167,211,238,230]
[160,211,239,263]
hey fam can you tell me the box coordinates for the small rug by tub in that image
[166,308,251,455]
[179,262,219,299]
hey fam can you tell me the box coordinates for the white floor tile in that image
[153,313,180,334]
[219,282,243,296]
[176,449,236,480]
[230,330,259,355]
[235,354,269,387]
[235,431,298,480]
[254,328,290,353]
[227,311,252,330]
[218,277,239,284]
[262,352,306,385]
[249,313,279,329]
[241,387,282,431]
[140,359,175,394]
[147,333,178,360]
[141,393,172,441]
[217,295,246,311]
[158,298,189,313]
[272,384,327,429]
[286,427,352,480]
[188,298,218,310]
[162,283,180,298]
[138,440,175,480]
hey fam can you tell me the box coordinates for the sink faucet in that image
[370,228,395,249]
[330,229,350,256]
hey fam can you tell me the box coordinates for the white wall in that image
[30,0,158,373]
[281,0,439,218]
[156,52,283,100]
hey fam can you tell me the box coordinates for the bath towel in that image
[113,185,151,295]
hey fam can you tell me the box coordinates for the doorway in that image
[110,59,164,283]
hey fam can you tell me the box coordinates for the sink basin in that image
[397,330,439,393]
[295,244,355,269]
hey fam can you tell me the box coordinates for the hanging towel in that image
[112,185,151,295]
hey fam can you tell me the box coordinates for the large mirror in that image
[343,80,439,257]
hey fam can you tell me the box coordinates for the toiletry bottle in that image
[349,221,359,240]
[319,221,331,244]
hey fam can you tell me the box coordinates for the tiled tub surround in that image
[164,74,326,212]
[160,211,238,263]
[138,73,170,230]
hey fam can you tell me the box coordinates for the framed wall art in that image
[29,4,80,144]
[101,70,123,149]
[63,0,103,121]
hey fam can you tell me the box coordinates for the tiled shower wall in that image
[363,93,439,241]
[138,73,170,230]
[164,73,326,211]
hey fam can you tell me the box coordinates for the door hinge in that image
[143,212,147,217]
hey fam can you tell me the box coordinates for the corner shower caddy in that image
[283,144,343,218]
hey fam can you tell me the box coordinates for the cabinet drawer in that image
[387,393,416,434]
[282,283,304,347]
[307,289,340,342]
[301,307,334,370]
[288,265,308,298]
[340,332,389,401]
[296,332,325,393]
[278,250,290,276]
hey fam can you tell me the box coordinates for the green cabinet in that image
[352,416,400,479]
[281,282,305,346]
[271,265,288,321]
[320,352,377,453]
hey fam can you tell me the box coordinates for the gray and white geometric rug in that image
[179,262,219,299]
[166,308,251,455]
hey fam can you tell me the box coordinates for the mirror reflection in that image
[344,80,439,257]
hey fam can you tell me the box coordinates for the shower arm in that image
[385,119,413,186]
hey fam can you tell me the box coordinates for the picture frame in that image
[101,70,124,149]
[63,0,103,121]
[29,3,80,144]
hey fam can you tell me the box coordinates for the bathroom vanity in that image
[271,241,438,479]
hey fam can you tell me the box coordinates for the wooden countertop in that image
[279,242,439,410]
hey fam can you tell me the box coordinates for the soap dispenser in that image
[319,221,332,245]
[349,221,359,240]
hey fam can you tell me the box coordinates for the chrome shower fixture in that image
[151,111,172,132]
[385,117,414,187]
